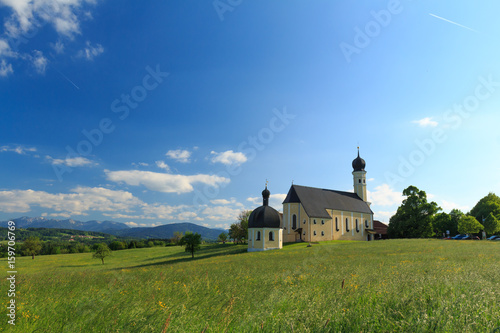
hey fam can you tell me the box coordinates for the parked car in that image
[461,235,479,240]
[487,235,500,240]
[451,234,466,240]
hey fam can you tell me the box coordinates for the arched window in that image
[363,179,366,183]
[321,220,324,225]
[321,231,324,236]
[292,215,297,230]
[356,219,359,232]
[346,218,349,231]
[256,231,261,241]
[313,219,317,224]
[365,219,369,228]
[303,219,306,224]
[359,179,361,183]
[313,231,317,236]
[269,231,274,241]
[335,217,339,231]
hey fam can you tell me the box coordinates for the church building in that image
[282,149,374,242]
[247,150,375,252]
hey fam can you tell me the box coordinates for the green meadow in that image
[1,239,500,332]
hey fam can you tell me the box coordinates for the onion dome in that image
[248,185,281,229]
[352,148,366,172]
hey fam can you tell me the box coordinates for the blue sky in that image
[1,0,500,228]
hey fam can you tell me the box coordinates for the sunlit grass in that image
[1,240,499,332]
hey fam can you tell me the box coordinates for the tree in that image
[228,210,251,244]
[387,186,440,238]
[458,215,484,235]
[469,193,500,223]
[482,212,500,235]
[92,243,112,264]
[433,212,452,237]
[179,232,202,259]
[218,232,228,244]
[22,237,42,259]
[171,231,184,245]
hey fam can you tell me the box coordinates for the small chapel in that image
[248,150,375,252]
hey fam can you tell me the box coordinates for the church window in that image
[321,220,324,225]
[346,218,349,231]
[321,231,324,236]
[256,231,261,241]
[313,220,317,224]
[269,231,274,241]
[303,219,306,224]
[335,217,339,231]
[313,231,317,236]
[292,215,297,230]
[359,179,361,183]
[363,179,366,183]
[356,219,359,232]
[365,219,369,228]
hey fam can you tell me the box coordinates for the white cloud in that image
[105,169,230,194]
[246,193,285,211]
[373,210,395,223]
[155,160,170,172]
[0,186,143,215]
[0,145,37,154]
[367,184,403,206]
[32,50,47,74]
[51,40,65,54]
[166,149,191,163]
[0,60,13,76]
[46,155,96,167]
[412,117,438,127]
[1,0,99,39]
[210,198,241,205]
[76,40,104,60]
[438,200,469,213]
[210,150,247,166]
[202,205,243,222]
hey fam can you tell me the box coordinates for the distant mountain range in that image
[0,217,227,240]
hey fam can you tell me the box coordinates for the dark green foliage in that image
[22,236,43,259]
[92,243,112,264]
[228,210,250,243]
[483,212,500,235]
[433,210,461,236]
[469,192,500,222]
[388,186,440,238]
[218,232,228,244]
[458,215,484,234]
[179,232,202,258]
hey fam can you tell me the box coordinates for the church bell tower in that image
[352,148,367,202]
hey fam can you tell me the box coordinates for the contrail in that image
[54,68,80,90]
[429,13,478,33]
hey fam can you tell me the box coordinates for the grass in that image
[1,239,500,332]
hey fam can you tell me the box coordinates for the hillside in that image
[4,240,500,332]
[108,222,227,240]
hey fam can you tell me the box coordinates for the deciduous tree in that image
[92,243,112,264]
[469,193,500,223]
[387,185,440,238]
[458,215,484,235]
[22,237,42,259]
[482,212,500,235]
[179,232,202,259]
[218,232,228,244]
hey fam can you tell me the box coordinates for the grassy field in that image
[1,239,499,332]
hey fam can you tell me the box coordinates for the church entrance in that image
[295,228,303,242]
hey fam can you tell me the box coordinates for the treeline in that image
[0,227,120,242]
[388,186,500,238]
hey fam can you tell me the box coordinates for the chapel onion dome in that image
[248,185,281,229]
[352,149,366,172]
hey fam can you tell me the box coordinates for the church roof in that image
[248,186,282,229]
[282,184,373,218]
